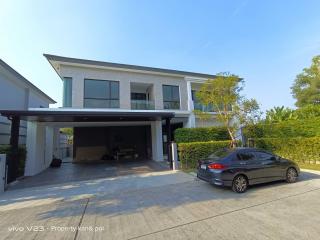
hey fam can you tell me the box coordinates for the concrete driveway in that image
[0,170,320,240]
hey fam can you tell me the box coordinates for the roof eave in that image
[44,53,217,79]
[0,59,56,104]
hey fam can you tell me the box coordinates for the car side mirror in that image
[270,156,277,161]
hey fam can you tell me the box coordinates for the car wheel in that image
[232,175,248,193]
[286,167,298,183]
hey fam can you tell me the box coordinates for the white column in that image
[185,113,196,128]
[53,127,60,158]
[72,75,84,108]
[186,80,194,111]
[151,120,164,161]
[185,80,196,128]
[45,126,54,168]
[120,80,131,109]
[25,122,46,176]
[153,82,163,110]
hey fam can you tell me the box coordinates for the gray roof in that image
[0,59,56,103]
[44,54,217,79]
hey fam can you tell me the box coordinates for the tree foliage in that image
[291,55,320,107]
[264,104,320,123]
[195,72,261,146]
[265,106,297,123]
[295,104,320,119]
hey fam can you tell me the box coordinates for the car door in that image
[236,151,262,184]
[253,151,282,181]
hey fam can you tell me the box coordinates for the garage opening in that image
[73,125,152,163]
[0,109,175,185]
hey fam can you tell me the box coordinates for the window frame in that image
[162,84,180,110]
[83,79,120,108]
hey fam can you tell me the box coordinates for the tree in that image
[295,104,320,119]
[265,106,297,123]
[196,72,261,147]
[291,55,320,107]
[60,128,73,144]
[193,109,211,127]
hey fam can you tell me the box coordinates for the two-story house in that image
[44,54,219,161]
[1,54,220,179]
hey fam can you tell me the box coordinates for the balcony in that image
[194,102,216,112]
[193,102,232,112]
[131,100,155,110]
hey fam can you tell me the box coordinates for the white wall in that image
[25,122,53,176]
[0,69,51,145]
[59,65,189,111]
[0,71,27,144]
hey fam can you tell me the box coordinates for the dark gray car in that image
[197,148,300,193]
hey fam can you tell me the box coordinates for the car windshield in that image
[208,148,234,160]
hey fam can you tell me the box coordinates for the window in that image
[208,148,235,160]
[84,79,119,108]
[63,77,72,107]
[254,152,275,161]
[237,152,255,161]
[163,85,180,109]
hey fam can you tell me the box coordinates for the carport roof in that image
[0,108,175,122]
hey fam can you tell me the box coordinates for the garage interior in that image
[73,125,152,163]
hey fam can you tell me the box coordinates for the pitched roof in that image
[44,54,217,79]
[0,59,56,103]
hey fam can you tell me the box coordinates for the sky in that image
[1,0,320,111]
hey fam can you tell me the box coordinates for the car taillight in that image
[207,163,226,170]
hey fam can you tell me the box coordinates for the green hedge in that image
[244,117,320,139]
[175,126,229,143]
[255,137,320,165]
[0,145,27,177]
[178,140,230,169]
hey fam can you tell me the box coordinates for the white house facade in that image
[0,54,220,180]
[45,54,219,161]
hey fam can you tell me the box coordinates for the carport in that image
[0,108,175,183]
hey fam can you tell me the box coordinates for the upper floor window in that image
[63,77,72,107]
[163,85,180,109]
[84,79,119,108]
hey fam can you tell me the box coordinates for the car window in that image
[237,152,255,161]
[254,152,275,161]
[208,148,234,160]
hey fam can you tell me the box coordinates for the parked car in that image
[197,147,300,193]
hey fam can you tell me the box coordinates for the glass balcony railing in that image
[131,99,155,110]
[193,102,232,112]
[194,102,216,112]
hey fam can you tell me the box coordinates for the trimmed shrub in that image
[255,137,320,165]
[243,117,320,139]
[0,145,27,177]
[175,126,229,143]
[178,140,230,169]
